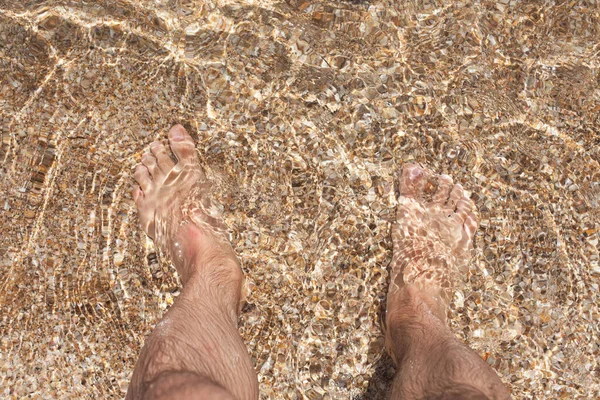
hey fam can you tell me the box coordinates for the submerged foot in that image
[384,165,510,400]
[129,125,258,400]
[387,164,478,323]
[132,125,242,295]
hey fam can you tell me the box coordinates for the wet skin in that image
[385,165,511,399]
[130,125,510,399]
[129,125,258,400]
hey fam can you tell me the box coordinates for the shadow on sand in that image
[355,353,396,400]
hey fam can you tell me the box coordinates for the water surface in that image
[1,0,599,398]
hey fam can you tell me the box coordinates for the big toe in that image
[398,164,427,198]
[455,196,474,223]
[168,124,198,165]
[132,184,144,203]
[447,184,465,209]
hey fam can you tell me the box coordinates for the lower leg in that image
[386,285,509,400]
[127,254,258,400]
[385,165,510,400]
[128,125,258,399]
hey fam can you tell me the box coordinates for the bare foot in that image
[132,124,242,292]
[388,164,478,323]
[384,165,511,399]
[129,126,257,400]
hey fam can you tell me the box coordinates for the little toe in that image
[398,163,426,198]
[391,222,402,250]
[431,175,453,205]
[132,185,143,203]
[463,213,478,242]
[150,141,175,173]
[141,153,161,178]
[447,184,464,208]
[133,164,151,191]
[168,124,199,165]
[455,197,473,223]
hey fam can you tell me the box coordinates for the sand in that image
[1,0,599,398]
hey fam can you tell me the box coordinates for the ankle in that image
[387,284,447,325]
[175,231,240,281]
[385,285,451,363]
[183,253,244,311]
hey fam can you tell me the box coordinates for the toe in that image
[391,222,402,250]
[168,124,198,165]
[462,213,478,246]
[398,163,426,198]
[150,141,175,173]
[141,152,161,178]
[447,184,464,208]
[132,184,143,203]
[431,175,453,205]
[455,197,473,223]
[133,164,151,191]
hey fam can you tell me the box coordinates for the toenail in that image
[409,168,422,179]
[170,129,183,140]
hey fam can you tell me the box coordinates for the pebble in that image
[1,0,598,398]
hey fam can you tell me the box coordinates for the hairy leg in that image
[127,263,256,400]
[385,164,510,400]
[128,125,258,400]
[386,285,509,399]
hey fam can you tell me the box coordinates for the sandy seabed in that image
[1,0,599,398]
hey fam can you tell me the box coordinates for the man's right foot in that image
[384,164,511,400]
[387,164,478,323]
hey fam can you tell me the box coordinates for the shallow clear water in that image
[1,0,599,398]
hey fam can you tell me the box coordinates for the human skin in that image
[128,124,258,400]
[129,125,509,399]
[385,164,511,399]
